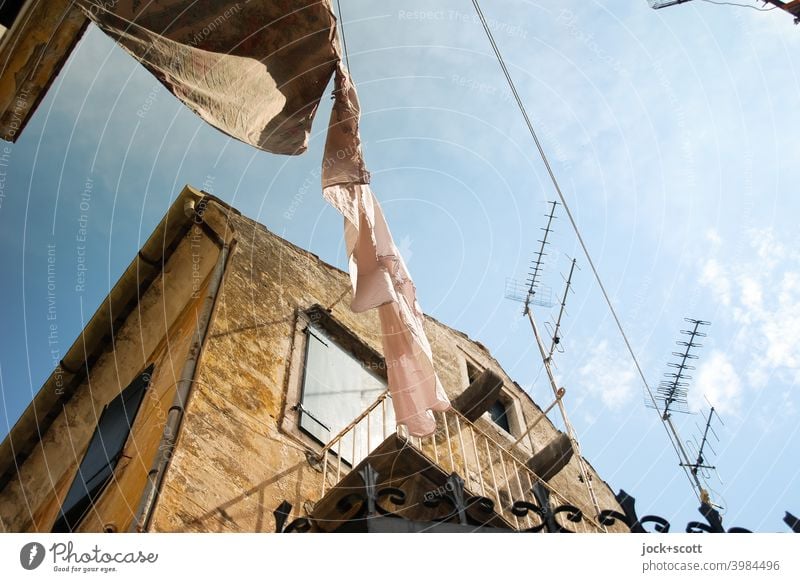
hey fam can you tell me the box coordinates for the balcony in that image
[279,391,608,533]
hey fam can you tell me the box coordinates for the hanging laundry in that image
[322,63,451,437]
[78,0,338,155]
[81,0,450,436]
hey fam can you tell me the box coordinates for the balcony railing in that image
[317,389,394,496]
[316,390,606,532]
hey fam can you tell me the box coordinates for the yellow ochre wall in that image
[147,199,627,533]
[0,227,219,532]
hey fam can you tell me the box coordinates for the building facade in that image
[0,1,87,142]
[0,186,628,533]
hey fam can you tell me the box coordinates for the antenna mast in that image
[647,318,715,504]
[509,202,605,526]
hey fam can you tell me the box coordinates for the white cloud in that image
[738,276,762,311]
[697,228,800,394]
[699,258,732,306]
[577,340,637,410]
[761,272,800,370]
[752,228,788,269]
[691,350,742,416]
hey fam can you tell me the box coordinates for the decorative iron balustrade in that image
[291,391,799,534]
[276,479,799,533]
[314,390,607,532]
[399,410,606,532]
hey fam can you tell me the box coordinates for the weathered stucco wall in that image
[0,227,219,532]
[150,199,626,533]
[0,193,625,533]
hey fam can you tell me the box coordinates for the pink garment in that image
[322,65,450,437]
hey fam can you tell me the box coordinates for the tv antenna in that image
[524,200,559,314]
[684,403,723,491]
[647,317,708,419]
[506,201,605,527]
[545,257,578,360]
[504,279,553,309]
[647,318,718,505]
[646,0,800,25]
[504,200,558,310]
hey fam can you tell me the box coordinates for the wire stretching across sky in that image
[467,0,703,497]
[698,0,775,11]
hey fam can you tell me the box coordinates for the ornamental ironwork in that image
[273,463,799,534]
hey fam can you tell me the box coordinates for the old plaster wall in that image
[0,227,219,532]
[150,200,625,533]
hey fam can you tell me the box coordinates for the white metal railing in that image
[401,408,606,532]
[318,390,393,497]
[316,392,605,532]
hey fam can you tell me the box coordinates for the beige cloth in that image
[81,0,338,155]
[322,64,450,437]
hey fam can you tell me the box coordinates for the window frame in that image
[296,323,388,448]
[281,306,392,459]
[488,399,512,433]
[460,352,527,444]
[52,364,154,533]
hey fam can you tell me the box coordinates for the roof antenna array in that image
[504,201,558,310]
[685,403,722,481]
[648,318,720,506]
[545,257,578,360]
[505,202,606,527]
[647,318,709,419]
[504,279,553,309]
[524,200,559,314]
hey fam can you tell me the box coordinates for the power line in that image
[468,0,702,498]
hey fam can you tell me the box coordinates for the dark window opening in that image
[52,364,153,533]
[488,400,511,434]
[0,0,26,30]
[466,360,481,385]
[298,323,391,463]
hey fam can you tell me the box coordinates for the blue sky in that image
[1,0,798,531]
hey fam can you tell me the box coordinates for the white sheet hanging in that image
[322,64,450,437]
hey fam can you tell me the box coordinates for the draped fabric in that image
[80,0,338,155]
[82,0,450,436]
[322,64,450,437]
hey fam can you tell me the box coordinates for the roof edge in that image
[0,185,211,489]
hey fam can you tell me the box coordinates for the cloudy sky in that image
[1,0,798,531]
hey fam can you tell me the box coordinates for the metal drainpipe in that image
[130,231,231,532]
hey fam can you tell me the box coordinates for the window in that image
[298,323,392,462]
[462,353,521,438]
[0,0,25,31]
[466,360,481,385]
[52,364,153,532]
[488,400,511,433]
